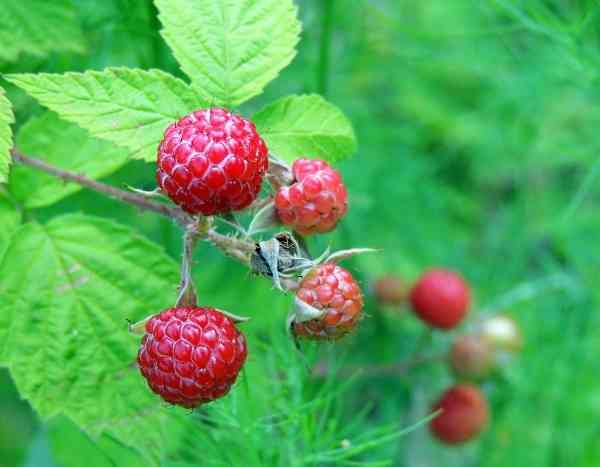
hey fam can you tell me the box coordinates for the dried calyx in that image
[250,231,375,290]
[250,232,312,290]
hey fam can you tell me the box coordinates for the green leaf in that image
[9,112,129,208]
[0,190,20,251]
[0,0,85,61]
[0,86,14,183]
[253,94,357,163]
[48,417,144,467]
[5,68,203,162]
[155,0,301,107]
[0,215,188,464]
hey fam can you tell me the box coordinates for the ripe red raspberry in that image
[409,268,471,329]
[275,159,348,235]
[137,307,247,408]
[430,384,489,445]
[449,335,493,380]
[373,275,408,306]
[156,108,268,215]
[293,263,363,340]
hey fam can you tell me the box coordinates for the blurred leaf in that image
[253,94,357,163]
[5,68,202,162]
[10,112,129,208]
[22,428,56,467]
[0,215,189,464]
[155,0,301,107]
[0,0,85,62]
[48,417,143,467]
[0,86,14,182]
[0,369,35,467]
[73,0,159,69]
[0,191,20,250]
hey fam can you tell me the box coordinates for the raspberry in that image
[449,335,493,380]
[480,314,523,353]
[293,263,363,340]
[156,108,269,215]
[373,275,408,306]
[430,384,489,445]
[275,159,348,235]
[409,268,471,329]
[137,307,247,408]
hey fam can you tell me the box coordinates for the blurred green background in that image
[2,0,600,465]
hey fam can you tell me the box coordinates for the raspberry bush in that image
[0,0,389,463]
[0,0,594,466]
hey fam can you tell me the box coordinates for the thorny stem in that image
[207,228,253,264]
[11,150,191,225]
[10,149,256,265]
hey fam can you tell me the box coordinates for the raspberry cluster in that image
[293,263,363,340]
[369,266,524,446]
[144,108,363,407]
[275,159,348,235]
[137,307,247,408]
[156,108,268,215]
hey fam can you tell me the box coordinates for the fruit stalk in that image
[175,225,200,307]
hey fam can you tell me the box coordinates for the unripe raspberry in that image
[430,384,489,445]
[275,159,348,235]
[293,263,363,340]
[480,314,523,353]
[373,275,408,306]
[449,335,493,380]
[137,307,247,408]
[409,268,471,329]
[156,108,268,215]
